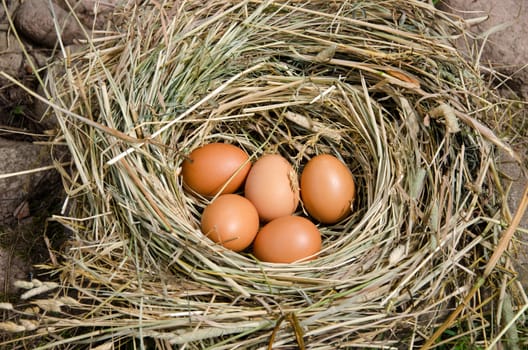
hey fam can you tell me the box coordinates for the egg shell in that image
[300,154,355,224]
[253,216,322,263]
[244,154,299,222]
[182,143,251,197]
[200,194,259,252]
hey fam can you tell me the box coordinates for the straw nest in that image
[8,0,526,348]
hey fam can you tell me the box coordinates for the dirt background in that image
[439,0,528,99]
[0,0,526,296]
[438,0,528,288]
[0,0,117,295]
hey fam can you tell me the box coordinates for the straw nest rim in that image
[22,0,522,348]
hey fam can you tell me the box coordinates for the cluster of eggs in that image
[181,143,356,263]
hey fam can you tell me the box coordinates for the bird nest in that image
[8,0,526,348]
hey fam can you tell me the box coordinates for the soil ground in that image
[438,0,528,291]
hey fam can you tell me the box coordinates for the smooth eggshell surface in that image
[253,216,322,263]
[244,154,299,222]
[300,154,355,224]
[182,143,251,197]
[200,194,259,252]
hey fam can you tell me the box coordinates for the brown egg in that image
[253,216,321,263]
[244,154,299,222]
[182,143,251,197]
[300,154,355,224]
[200,194,259,252]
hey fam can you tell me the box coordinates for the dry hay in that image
[3,0,527,349]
